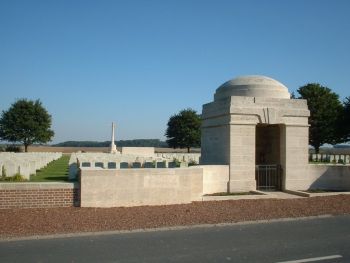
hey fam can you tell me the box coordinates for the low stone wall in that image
[2,164,349,209]
[0,182,79,209]
[286,164,350,190]
[306,164,350,190]
[80,167,203,207]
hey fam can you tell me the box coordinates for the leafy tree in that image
[297,83,343,153]
[0,99,54,152]
[343,97,350,141]
[165,108,201,153]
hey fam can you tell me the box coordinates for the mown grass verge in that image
[30,155,70,182]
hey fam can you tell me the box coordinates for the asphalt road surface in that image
[1,215,350,263]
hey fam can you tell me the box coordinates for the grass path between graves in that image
[30,155,70,182]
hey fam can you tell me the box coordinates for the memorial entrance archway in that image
[255,124,282,190]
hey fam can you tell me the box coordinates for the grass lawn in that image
[30,155,70,182]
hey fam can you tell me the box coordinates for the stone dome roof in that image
[214,75,290,100]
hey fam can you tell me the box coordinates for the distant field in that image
[12,145,350,154]
[26,146,110,153]
[25,146,201,153]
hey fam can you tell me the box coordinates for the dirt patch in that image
[1,195,350,239]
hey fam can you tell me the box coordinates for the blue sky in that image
[0,0,349,143]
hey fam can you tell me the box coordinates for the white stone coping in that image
[79,167,201,171]
[308,163,350,166]
[80,167,104,170]
[305,192,350,197]
[201,195,274,201]
[284,189,309,197]
[0,182,78,190]
[201,191,271,201]
[285,189,350,197]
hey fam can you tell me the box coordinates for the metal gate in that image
[255,165,282,191]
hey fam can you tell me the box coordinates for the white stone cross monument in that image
[110,122,118,154]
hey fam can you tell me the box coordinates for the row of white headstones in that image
[309,153,350,164]
[0,151,201,181]
[0,152,62,180]
[68,152,201,180]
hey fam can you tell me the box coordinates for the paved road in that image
[1,215,350,263]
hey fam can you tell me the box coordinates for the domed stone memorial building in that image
[201,75,310,192]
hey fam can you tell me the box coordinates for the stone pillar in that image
[201,124,230,165]
[110,122,117,154]
[281,125,309,190]
[228,124,256,192]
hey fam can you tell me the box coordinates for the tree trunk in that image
[315,145,320,161]
[187,147,190,153]
[24,144,28,152]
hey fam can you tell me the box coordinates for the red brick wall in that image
[0,187,80,209]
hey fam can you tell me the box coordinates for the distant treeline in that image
[53,139,168,148]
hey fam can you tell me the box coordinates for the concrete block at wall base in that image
[228,179,256,192]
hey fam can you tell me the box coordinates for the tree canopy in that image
[165,108,201,153]
[0,99,54,152]
[342,97,350,141]
[297,83,344,153]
